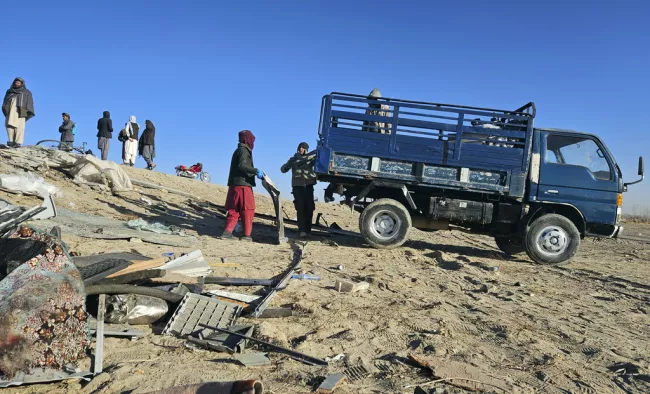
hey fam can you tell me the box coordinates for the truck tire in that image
[525,214,580,265]
[494,237,526,256]
[359,199,412,249]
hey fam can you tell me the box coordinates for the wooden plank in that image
[106,257,168,278]
[149,272,202,284]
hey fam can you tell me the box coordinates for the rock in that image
[335,280,370,293]
[130,238,143,244]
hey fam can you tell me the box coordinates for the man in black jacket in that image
[281,142,316,237]
[97,111,113,160]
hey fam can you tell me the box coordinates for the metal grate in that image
[163,293,242,338]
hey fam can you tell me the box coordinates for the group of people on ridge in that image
[5,77,386,242]
[2,77,157,170]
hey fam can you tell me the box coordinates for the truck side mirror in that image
[639,156,644,176]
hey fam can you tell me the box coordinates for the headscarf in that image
[103,111,110,118]
[367,88,382,110]
[125,115,139,138]
[238,130,255,150]
[3,78,35,119]
[145,120,155,132]
[298,142,309,153]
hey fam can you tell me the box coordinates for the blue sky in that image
[3,1,649,213]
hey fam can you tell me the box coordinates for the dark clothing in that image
[142,145,155,168]
[293,185,315,234]
[96,112,113,138]
[281,152,316,187]
[227,143,258,188]
[238,130,255,151]
[2,78,35,120]
[59,120,75,142]
[138,120,155,155]
[98,137,110,160]
[224,186,256,237]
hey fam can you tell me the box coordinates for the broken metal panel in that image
[163,293,242,338]
[73,252,151,267]
[199,324,328,366]
[261,175,286,244]
[316,373,346,393]
[0,368,93,388]
[94,294,106,375]
[250,243,304,318]
[77,258,131,284]
[30,208,198,247]
[234,353,271,367]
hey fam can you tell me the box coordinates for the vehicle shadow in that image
[406,239,528,263]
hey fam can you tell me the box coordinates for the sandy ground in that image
[1,158,649,394]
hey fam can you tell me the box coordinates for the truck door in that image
[538,131,619,230]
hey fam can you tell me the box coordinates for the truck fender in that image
[355,180,417,210]
[525,203,586,236]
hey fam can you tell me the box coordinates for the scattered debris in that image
[204,277,274,286]
[206,289,261,303]
[292,274,321,280]
[188,324,254,353]
[234,353,272,367]
[0,172,61,197]
[76,258,131,284]
[316,373,346,393]
[94,294,106,375]
[127,218,187,236]
[200,324,328,366]
[335,280,370,293]
[31,208,198,247]
[163,293,243,338]
[157,250,211,277]
[142,380,264,394]
[344,363,373,381]
[324,354,346,362]
[0,368,93,388]
[250,243,305,318]
[105,294,168,325]
[0,146,132,192]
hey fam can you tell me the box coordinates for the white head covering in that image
[126,115,139,138]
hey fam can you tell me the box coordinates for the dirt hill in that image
[1,148,649,394]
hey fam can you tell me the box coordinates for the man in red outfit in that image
[221,130,264,242]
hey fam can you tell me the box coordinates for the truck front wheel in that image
[359,199,412,249]
[525,214,580,265]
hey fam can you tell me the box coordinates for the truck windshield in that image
[546,134,612,181]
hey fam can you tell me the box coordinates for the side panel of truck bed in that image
[316,93,535,199]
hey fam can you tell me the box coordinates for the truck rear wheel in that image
[494,237,526,256]
[525,214,580,265]
[359,198,412,249]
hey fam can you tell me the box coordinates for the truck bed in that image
[315,93,536,199]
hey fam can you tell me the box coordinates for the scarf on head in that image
[238,130,255,150]
[125,115,139,138]
[3,78,35,119]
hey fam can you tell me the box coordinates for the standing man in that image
[58,113,75,151]
[281,142,316,237]
[138,120,156,170]
[2,77,35,148]
[362,88,391,134]
[121,115,139,166]
[221,130,264,242]
[96,111,113,160]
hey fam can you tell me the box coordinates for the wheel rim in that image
[369,210,402,241]
[536,225,570,256]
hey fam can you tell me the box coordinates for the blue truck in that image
[315,92,644,265]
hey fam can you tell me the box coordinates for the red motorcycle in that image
[175,163,210,182]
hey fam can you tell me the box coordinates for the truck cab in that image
[315,92,644,265]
